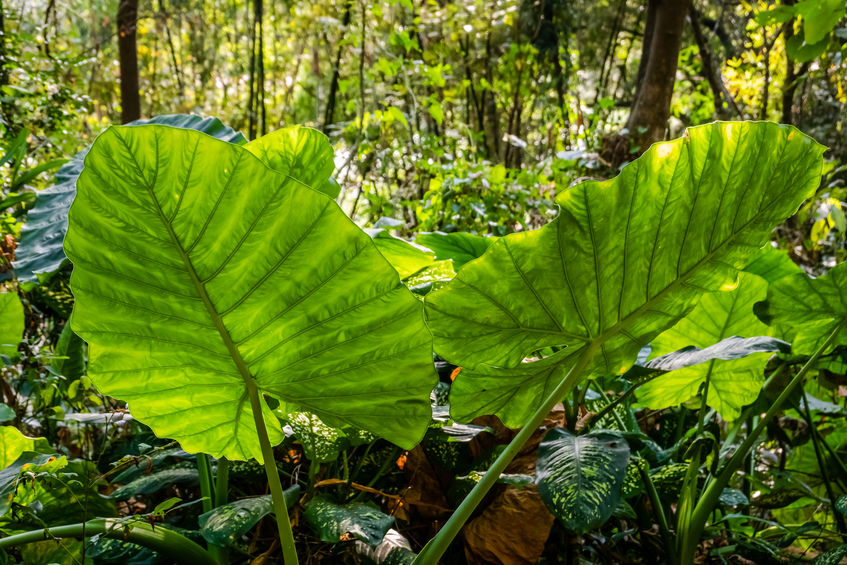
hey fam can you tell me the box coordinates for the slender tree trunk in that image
[323,0,353,131]
[247,0,264,138]
[625,0,690,151]
[594,0,626,105]
[760,29,771,120]
[117,0,141,123]
[157,0,184,99]
[689,5,740,119]
[0,0,10,127]
[633,0,658,99]
[781,0,808,125]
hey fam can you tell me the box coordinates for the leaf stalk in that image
[413,344,599,564]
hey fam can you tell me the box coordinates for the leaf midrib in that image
[115,129,261,403]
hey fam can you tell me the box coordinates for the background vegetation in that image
[1,0,847,563]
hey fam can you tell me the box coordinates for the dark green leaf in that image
[719,488,749,507]
[813,544,847,565]
[109,468,199,500]
[199,485,300,546]
[536,428,630,534]
[304,496,394,546]
[354,529,417,564]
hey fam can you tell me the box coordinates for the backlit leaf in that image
[756,261,847,355]
[425,122,823,426]
[14,114,246,282]
[637,272,774,419]
[66,125,436,461]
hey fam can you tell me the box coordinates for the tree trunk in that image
[689,5,740,119]
[323,0,353,131]
[117,0,141,123]
[0,0,10,127]
[780,0,808,125]
[625,0,690,152]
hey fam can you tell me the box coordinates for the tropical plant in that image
[3,118,847,565]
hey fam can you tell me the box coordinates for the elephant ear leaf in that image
[245,126,340,198]
[755,260,847,355]
[65,125,435,462]
[536,428,630,534]
[637,272,774,420]
[425,122,823,426]
[14,114,246,283]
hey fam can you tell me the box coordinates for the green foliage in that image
[426,122,823,427]
[756,261,847,354]
[0,292,23,358]
[14,114,247,283]
[244,126,339,198]
[0,427,34,469]
[65,124,436,460]
[637,272,774,419]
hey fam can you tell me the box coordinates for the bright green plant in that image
[60,124,436,564]
[14,114,248,283]
[416,121,824,563]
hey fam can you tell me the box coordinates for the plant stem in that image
[197,454,215,514]
[214,457,231,564]
[637,463,678,565]
[197,453,226,564]
[413,347,598,564]
[587,373,662,430]
[820,431,847,490]
[679,319,847,564]
[215,457,230,508]
[247,385,298,565]
[0,519,214,563]
[801,390,847,540]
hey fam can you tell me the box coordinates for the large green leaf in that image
[14,114,246,283]
[636,272,774,419]
[0,292,23,358]
[65,125,436,461]
[425,122,823,426]
[756,260,847,354]
[244,126,340,198]
[742,245,804,283]
[0,453,66,518]
[52,317,85,380]
[535,428,630,534]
